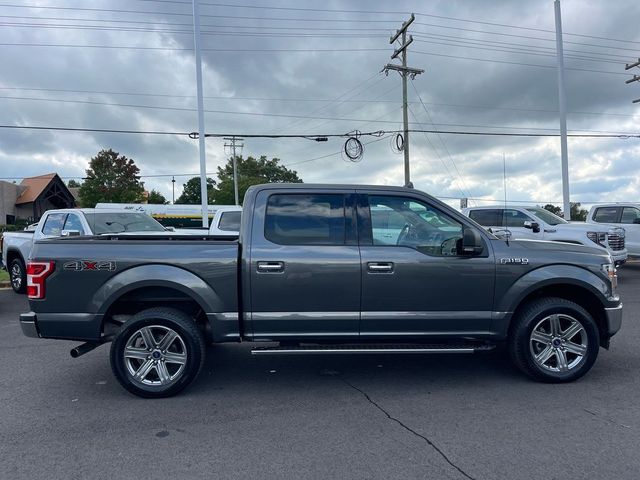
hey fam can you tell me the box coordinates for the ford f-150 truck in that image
[20,184,623,398]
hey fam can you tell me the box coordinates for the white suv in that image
[587,204,640,258]
[462,205,627,265]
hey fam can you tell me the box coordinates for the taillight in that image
[27,261,55,299]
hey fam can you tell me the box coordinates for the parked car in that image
[587,204,640,258]
[20,184,622,397]
[462,205,627,266]
[1,209,175,293]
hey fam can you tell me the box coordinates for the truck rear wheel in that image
[509,297,599,383]
[110,307,206,398]
[10,258,26,294]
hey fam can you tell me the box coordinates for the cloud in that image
[0,0,638,207]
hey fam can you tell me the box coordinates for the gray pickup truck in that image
[20,184,623,397]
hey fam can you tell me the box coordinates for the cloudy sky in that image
[0,0,639,208]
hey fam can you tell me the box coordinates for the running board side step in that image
[251,343,495,355]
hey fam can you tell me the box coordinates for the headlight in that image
[587,231,606,246]
[602,263,617,289]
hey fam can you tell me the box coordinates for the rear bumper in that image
[20,312,40,338]
[604,304,623,337]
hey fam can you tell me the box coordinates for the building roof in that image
[15,173,57,205]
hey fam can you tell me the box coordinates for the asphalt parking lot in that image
[1,267,639,480]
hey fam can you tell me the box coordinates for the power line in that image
[412,49,631,76]
[0,86,636,118]
[5,94,639,133]
[1,124,638,138]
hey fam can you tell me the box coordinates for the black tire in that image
[9,258,26,294]
[110,307,206,398]
[509,297,600,383]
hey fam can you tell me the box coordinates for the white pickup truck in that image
[462,205,627,265]
[174,206,242,237]
[1,208,174,293]
[587,204,640,258]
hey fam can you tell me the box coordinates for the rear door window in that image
[593,207,620,223]
[265,194,345,245]
[63,213,85,233]
[468,209,502,227]
[503,209,533,227]
[621,207,640,224]
[41,213,67,236]
[218,211,241,232]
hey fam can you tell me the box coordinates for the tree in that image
[543,204,562,216]
[212,155,302,205]
[79,149,145,207]
[147,189,168,205]
[175,177,216,204]
[67,179,82,188]
[542,202,588,221]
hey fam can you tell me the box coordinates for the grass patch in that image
[0,269,9,282]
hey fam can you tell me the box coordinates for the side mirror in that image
[61,230,81,237]
[460,227,483,255]
[524,221,540,233]
[164,226,176,231]
[633,218,640,225]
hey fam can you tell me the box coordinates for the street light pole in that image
[554,0,570,220]
[192,0,209,227]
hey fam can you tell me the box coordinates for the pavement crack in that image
[340,377,476,480]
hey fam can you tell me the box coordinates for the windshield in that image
[525,207,568,226]
[84,212,167,234]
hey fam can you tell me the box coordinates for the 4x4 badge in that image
[63,260,117,271]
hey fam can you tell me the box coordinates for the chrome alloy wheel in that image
[529,314,588,373]
[10,263,22,290]
[124,325,187,386]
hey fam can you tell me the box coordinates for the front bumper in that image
[20,311,40,338]
[604,304,623,337]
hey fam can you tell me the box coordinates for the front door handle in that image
[257,261,285,273]
[367,262,394,273]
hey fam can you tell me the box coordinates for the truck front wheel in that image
[110,308,206,398]
[9,258,26,294]
[509,297,600,382]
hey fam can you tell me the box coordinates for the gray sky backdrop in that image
[0,0,639,207]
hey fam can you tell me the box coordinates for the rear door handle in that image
[257,261,285,273]
[367,262,394,273]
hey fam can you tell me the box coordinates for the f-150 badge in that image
[500,258,529,265]
[63,260,117,271]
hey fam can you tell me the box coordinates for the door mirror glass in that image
[460,227,483,255]
[523,221,540,233]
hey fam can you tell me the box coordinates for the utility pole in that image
[382,13,423,187]
[554,0,570,221]
[625,58,640,104]
[192,0,208,227]
[171,176,175,204]
[223,136,244,205]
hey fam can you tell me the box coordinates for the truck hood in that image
[494,238,611,264]
[551,222,622,233]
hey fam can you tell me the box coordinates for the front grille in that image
[607,233,625,251]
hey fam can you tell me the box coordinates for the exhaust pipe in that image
[70,336,113,358]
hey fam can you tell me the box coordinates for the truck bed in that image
[28,235,240,341]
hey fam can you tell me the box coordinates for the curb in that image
[0,281,11,289]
